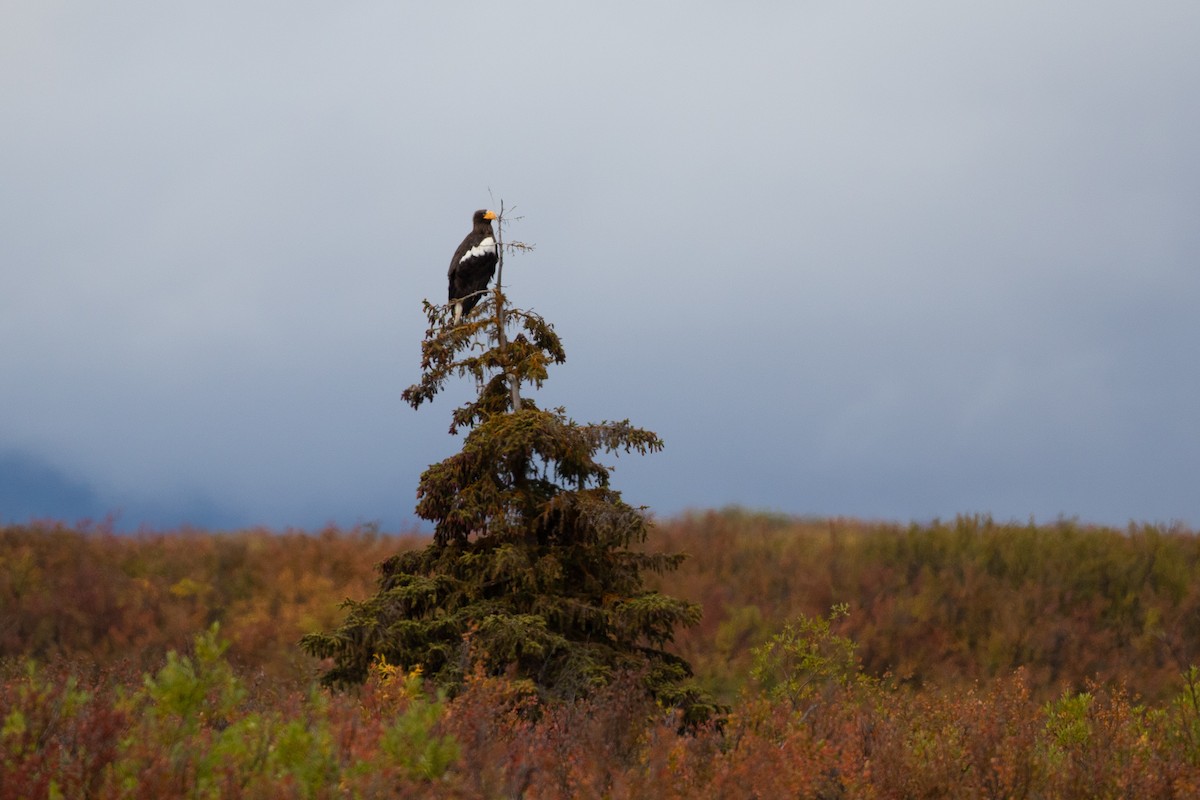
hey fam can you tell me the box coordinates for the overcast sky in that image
[3,2,1198,532]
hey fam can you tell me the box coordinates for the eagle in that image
[447,209,498,323]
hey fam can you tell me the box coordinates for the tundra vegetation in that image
[5,513,1200,797]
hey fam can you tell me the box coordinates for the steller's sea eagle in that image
[448,209,498,323]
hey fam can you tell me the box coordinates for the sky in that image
[2,2,1198,532]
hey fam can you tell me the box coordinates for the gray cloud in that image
[2,2,1197,530]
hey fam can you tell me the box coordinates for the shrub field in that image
[4,510,1200,798]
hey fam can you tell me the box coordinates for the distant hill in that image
[0,448,240,531]
[0,448,100,522]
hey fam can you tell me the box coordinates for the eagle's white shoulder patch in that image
[460,236,496,264]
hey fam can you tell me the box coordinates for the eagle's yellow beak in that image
[483,210,497,220]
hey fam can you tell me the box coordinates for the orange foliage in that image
[0,520,416,686]
[650,510,1200,704]
[6,509,1200,797]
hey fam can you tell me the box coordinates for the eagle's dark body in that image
[448,209,498,322]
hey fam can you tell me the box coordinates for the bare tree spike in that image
[494,201,523,412]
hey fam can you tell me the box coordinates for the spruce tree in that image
[302,211,714,722]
